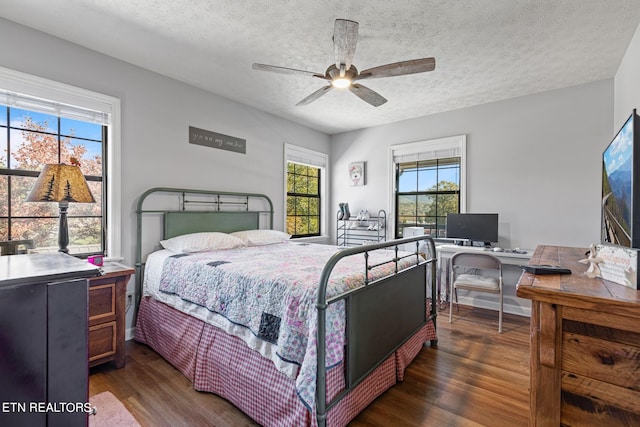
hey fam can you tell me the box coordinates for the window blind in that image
[284,143,328,168]
[0,90,111,125]
[393,146,462,163]
[391,135,464,163]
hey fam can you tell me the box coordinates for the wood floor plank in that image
[89,305,530,426]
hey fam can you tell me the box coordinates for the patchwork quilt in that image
[157,241,418,410]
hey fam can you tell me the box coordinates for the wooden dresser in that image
[88,262,134,368]
[516,245,640,426]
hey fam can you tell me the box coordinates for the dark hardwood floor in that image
[89,305,531,426]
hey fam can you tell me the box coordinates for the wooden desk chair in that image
[449,252,503,333]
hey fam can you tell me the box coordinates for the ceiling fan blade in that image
[355,57,436,80]
[252,63,326,79]
[333,19,359,72]
[296,85,333,106]
[349,84,387,107]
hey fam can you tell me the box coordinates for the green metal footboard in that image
[315,235,437,427]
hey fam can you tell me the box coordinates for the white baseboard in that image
[452,291,531,317]
[125,327,136,341]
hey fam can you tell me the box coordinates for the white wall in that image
[331,80,613,251]
[615,21,640,127]
[3,12,636,327]
[0,18,330,334]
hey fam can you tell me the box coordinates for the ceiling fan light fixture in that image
[252,19,435,107]
[331,78,351,88]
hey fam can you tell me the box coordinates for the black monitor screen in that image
[446,213,499,244]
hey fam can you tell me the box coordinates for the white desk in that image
[436,244,532,266]
[436,244,533,316]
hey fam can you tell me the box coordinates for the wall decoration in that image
[591,244,640,289]
[349,161,365,186]
[189,126,246,154]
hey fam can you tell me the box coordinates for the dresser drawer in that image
[560,316,640,424]
[562,329,640,387]
[89,321,116,364]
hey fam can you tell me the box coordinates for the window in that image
[396,158,460,238]
[0,66,121,258]
[0,105,105,254]
[389,135,466,238]
[284,144,328,239]
[286,163,321,237]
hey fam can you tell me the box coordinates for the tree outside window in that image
[0,106,104,254]
[396,157,460,238]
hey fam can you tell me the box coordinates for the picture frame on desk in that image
[595,244,640,290]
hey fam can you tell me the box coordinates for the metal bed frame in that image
[135,187,437,427]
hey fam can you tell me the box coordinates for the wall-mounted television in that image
[446,213,499,246]
[601,109,640,248]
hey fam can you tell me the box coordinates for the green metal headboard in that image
[164,212,260,238]
[134,187,274,311]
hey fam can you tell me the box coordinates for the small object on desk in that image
[520,264,572,275]
[88,254,104,266]
[492,247,504,252]
[505,248,528,254]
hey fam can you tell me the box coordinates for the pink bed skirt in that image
[135,296,437,427]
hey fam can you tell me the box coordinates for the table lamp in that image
[26,160,95,253]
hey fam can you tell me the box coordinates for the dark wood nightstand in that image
[88,261,134,368]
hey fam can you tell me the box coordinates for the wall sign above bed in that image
[188,126,246,154]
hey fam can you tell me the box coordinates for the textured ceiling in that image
[1,0,639,134]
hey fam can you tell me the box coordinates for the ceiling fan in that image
[252,19,436,107]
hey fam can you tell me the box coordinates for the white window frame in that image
[0,66,123,260]
[388,134,467,237]
[284,143,329,242]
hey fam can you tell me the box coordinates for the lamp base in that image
[58,202,69,253]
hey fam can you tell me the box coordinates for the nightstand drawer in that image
[89,321,116,363]
[89,282,116,324]
[87,262,134,369]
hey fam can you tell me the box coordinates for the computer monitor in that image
[446,213,499,246]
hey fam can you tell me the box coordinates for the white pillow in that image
[160,232,246,253]
[230,229,291,246]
